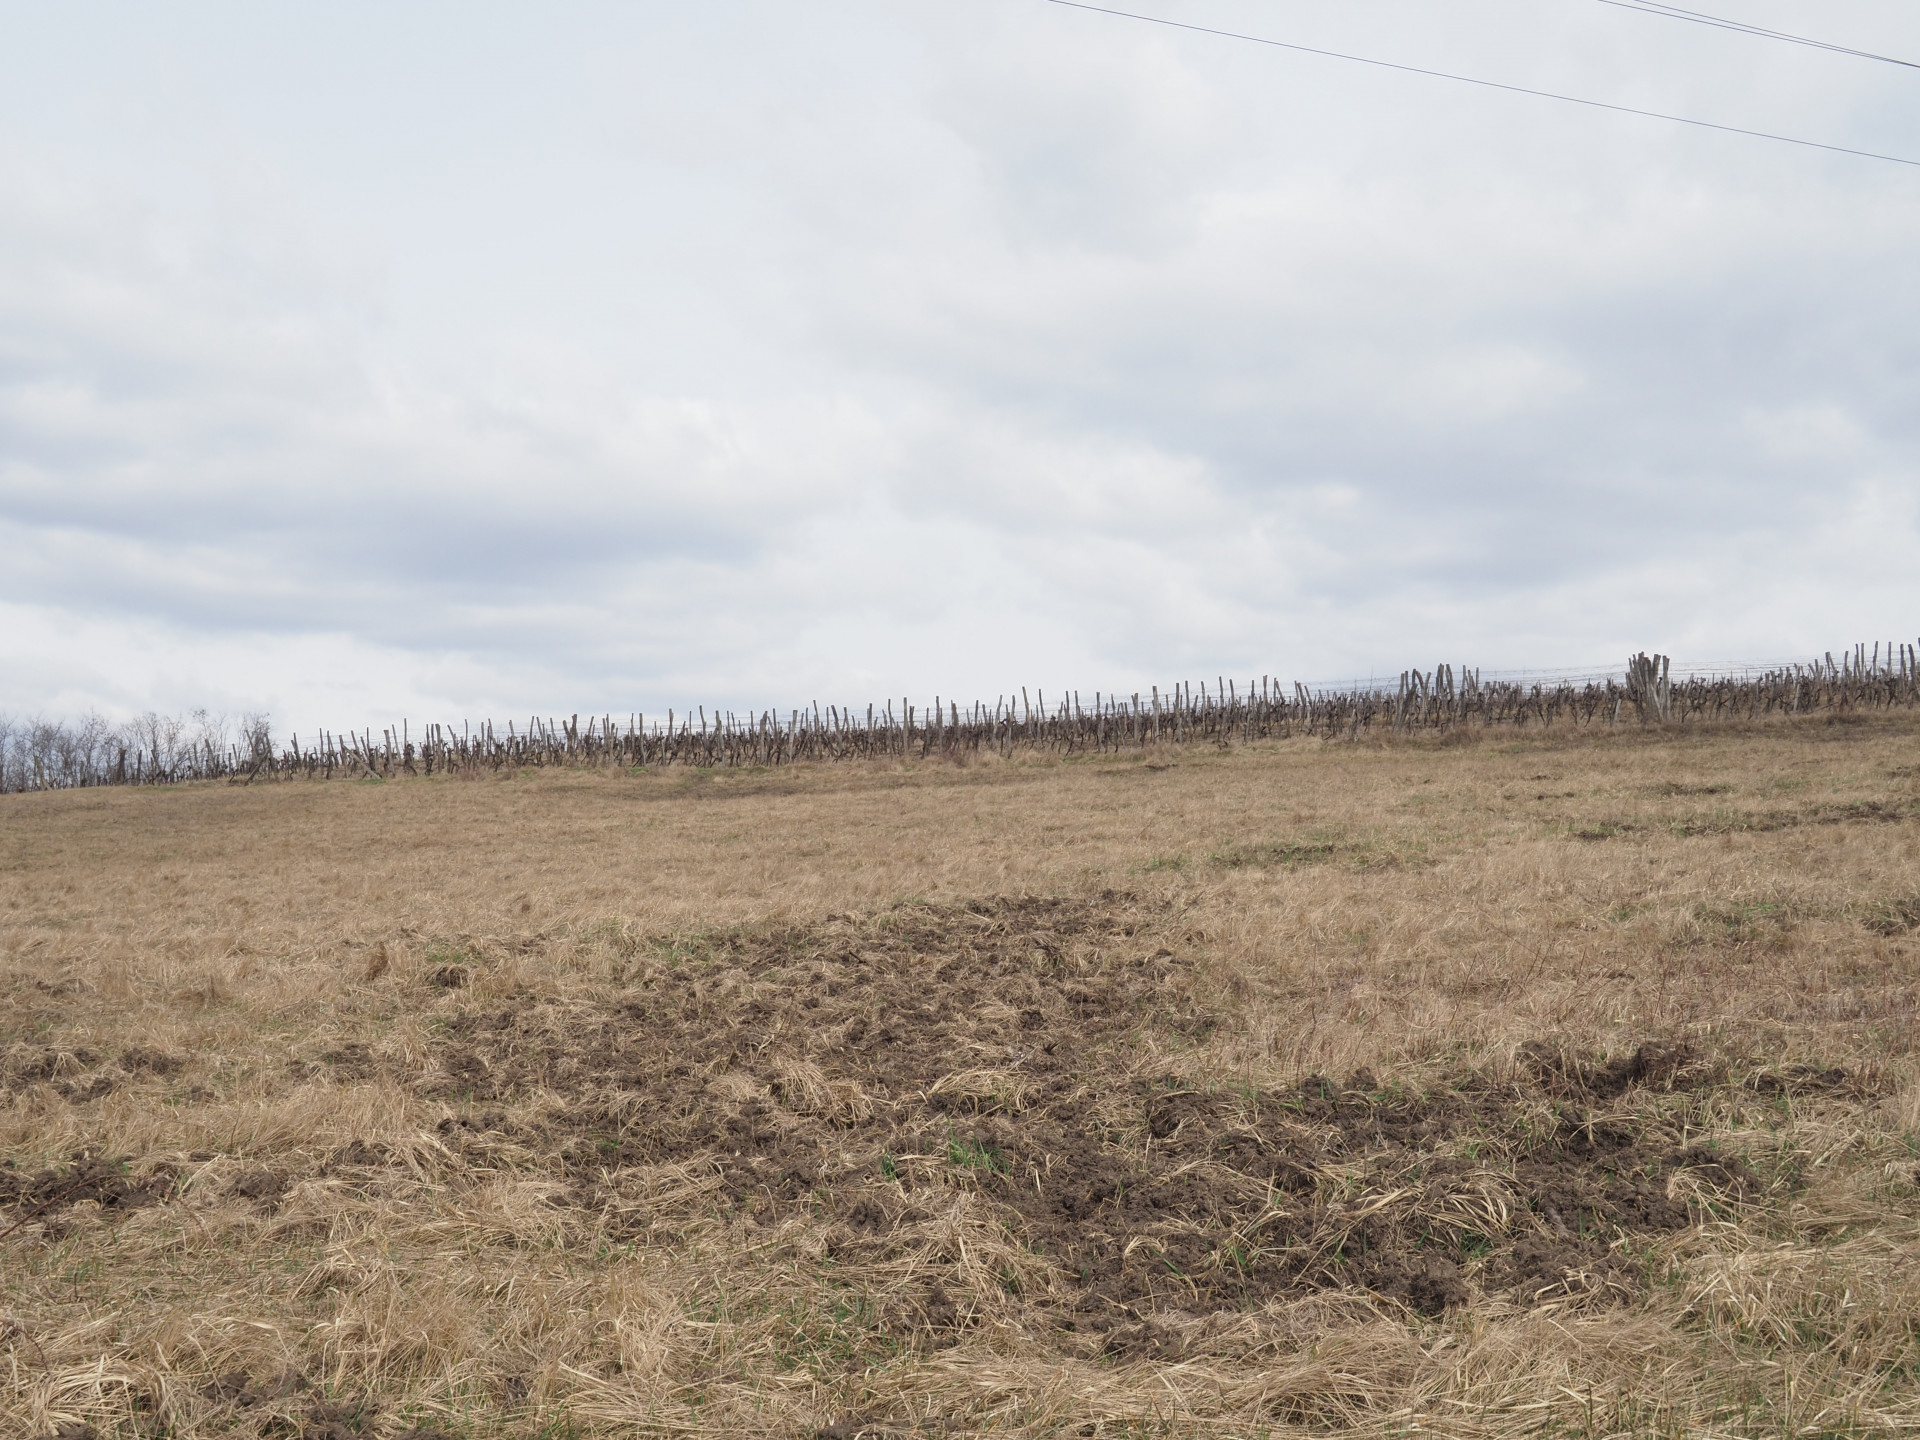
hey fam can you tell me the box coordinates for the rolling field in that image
[3,715,1919,1438]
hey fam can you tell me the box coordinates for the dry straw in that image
[3,699,1919,1437]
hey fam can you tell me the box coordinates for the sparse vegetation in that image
[3,709,1920,1436]
[1208,840,1339,869]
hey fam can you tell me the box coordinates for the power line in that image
[1590,0,1920,71]
[1042,0,1920,168]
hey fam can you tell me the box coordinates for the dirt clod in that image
[815,1411,888,1440]
[1353,1253,1470,1316]
[229,1169,289,1208]
[207,1369,305,1408]
[1519,1039,1705,1098]
[120,1046,184,1075]
[1,1045,118,1100]
[318,1042,375,1077]
[0,1155,174,1226]
[1746,1064,1855,1096]
[296,1396,378,1440]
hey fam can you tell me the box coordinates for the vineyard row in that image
[3,643,1917,793]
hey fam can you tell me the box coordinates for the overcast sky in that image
[4,0,1918,733]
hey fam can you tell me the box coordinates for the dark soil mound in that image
[412,896,1763,1338]
[0,1152,175,1234]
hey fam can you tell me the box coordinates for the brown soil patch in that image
[200,1370,388,1440]
[2,1045,114,1102]
[1518,1038,1710,1099]
[226,1168,289,1210]
[0,1153,175,1235]
[2,1043,187,1103]
[407,897,1774,1338]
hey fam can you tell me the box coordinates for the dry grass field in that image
[4,715,1919,1439]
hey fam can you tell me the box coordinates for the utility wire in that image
[1042,0,1920,168]
[1590,0,1920,71]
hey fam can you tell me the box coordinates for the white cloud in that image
[2,0,1918,733]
